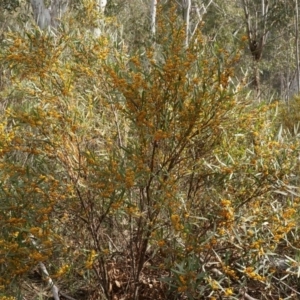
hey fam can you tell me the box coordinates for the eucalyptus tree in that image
[30,0,68,29]
[240,0,295,100]
[150,0,157,36]
[294,0,300,94]
[30,0,51,29]
[30,0,107,30]
[182,0,191,47]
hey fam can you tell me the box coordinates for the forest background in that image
[1,0,300,299]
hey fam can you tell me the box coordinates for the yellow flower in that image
[207,278,220,290]
[220,199,231,207]
[171,214,184,231]
[179,275,186,285]
[157,240,165,247]
[224,288,233,296]
[244,266,265,281]
[29,227,42,237]
[85,249,97,269]
[218,228,225,235]
[154,130,168,141]
[171,214,180,224]
[178,285,187,292]
[125,168,135,188]
[29,251,45,261]
[56,264,70,277]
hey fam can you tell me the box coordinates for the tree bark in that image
[295,0,300,94]
[98,0,107,13]
[30,0,51,30]
[182,0,191,48]
[30,0,68,30]
[150,0,157,36]
[241,0,270,101]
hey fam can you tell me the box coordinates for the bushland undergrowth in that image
[0,3,300,300]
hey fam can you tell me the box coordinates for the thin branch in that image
[273,275,300,296]
[28,235,61,300]
[38,262,60,300]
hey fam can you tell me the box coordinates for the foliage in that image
[0,0,20,12]
[0,1,299,300]
[278,95,300,135]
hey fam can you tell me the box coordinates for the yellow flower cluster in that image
[219,199,234,224]
[154,130,168,142]
[224,288,233,296]
[179,275,186,285]
[171,214,184,231]
[55,264,70,277]
[220,199,231,207]
[207,277,220,290]
[125,168,135,188]
[29,251,45,262]
[111,201,122,210]
[177,275,188,292]
[222,265,238,280]
[177,285,187,292]
[126,205,141,217]
[282,207,296,219]
[29,227,43,237]
[85,249,97,269]
[157,240,165,247]
[243,266,265,281]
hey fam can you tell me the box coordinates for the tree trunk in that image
[182,0,191,48]
[30,0,51,29]
[150,0,157,36]
[98,0,107,13]
[295,0,300,94]
[30,0,68,30]
[241,0,269,101]
[253,60,261,100]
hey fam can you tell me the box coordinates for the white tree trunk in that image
[30,0,68,30]
[50,0,68,28]
[98,0,107,13]
[150,0,157,36]
[31,0,51,30]
[92,0,107,37]
[295,0,300,94]
[182,0,191,47]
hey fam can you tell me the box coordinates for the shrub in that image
[0,3,299,300]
